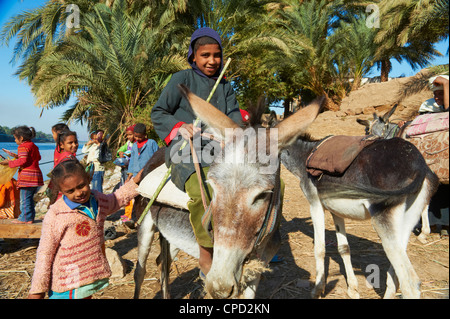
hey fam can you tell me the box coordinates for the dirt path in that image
[0,112,448,300]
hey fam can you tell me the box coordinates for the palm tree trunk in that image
[283,98,293,118]
[380,59,392,82]
[323,91,339,111]
[352,75,362,91]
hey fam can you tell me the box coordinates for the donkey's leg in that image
[371,203,421,299]
[133,213,157,299]
[384,265,399,299]
[331,214,360,299]
[396,184,431,297]
[417,205,430,244]
[242,274,261,299]
[159,234,171,299]
[383,181,429,299]
[310,200,327,299]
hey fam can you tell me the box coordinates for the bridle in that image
[368,119,399,138]
[201,165,281,250]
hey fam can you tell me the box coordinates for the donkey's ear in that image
[275,96,323,149]
[178,84,239,138]
[382,104,398,122]
[356,119,370,127]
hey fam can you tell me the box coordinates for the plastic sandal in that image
[11,219,33,224]
[270,254,284,263]
[104,226,117,240]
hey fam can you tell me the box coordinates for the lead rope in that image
[189,137,208,211]
[189,136,215,241]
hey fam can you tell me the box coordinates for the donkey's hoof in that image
[347,287,360,299]
[417,233,428,244]
[311,285,325,299]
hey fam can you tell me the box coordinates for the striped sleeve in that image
[8,145,30,168]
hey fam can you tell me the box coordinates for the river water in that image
[0,142,86,181]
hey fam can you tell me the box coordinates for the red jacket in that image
[8,141,44,188]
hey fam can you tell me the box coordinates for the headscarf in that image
[429,75,449,92]
[187,27,223,79]
[126,124,136,132]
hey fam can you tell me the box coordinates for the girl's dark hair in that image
[51,159,88,190]
[134,123,146,134]
[52,123,69,133]
[57,130,78,148]
[193,36,219,54]
[12,126,36,141]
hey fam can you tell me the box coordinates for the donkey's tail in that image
[318,169,427,202]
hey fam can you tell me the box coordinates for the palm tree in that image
[1,0,102,84]
[376,0,448,47]
[257,0,346,111]
[374,0,448,81]
[332,14,377,91]
[29,0,187,146]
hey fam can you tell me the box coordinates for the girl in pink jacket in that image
[28,159,144,299]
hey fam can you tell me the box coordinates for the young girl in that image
[51,123,70,167]
[54,130,79,167]
[28,159,144,299]
[49,130,79,204]
[82,130,106,192]
[0,126,44,224]
[116,125,136,160]
[114,124,136,183]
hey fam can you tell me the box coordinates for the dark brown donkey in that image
[281,133,439,299]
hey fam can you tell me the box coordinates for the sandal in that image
[199,270,206,280]
[270,254,284,263]
[11,219,33,224]
[104,226,117,240]
[120,215,131,222]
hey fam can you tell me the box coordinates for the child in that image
[127,123,159,179]
[82,130,105,193]
[124,124,158,225]
[54,130,79,167]
[51,123,70,167]
[114,125,137,225]
[117,125,136,158]
[0,126,44,224]
[114,124,136,183]
[28,159,144,299]
[150,27,243,275]
[49,130,79,204]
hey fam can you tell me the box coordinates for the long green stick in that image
[136,58,232,225]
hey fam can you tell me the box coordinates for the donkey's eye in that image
[252,191,271,207]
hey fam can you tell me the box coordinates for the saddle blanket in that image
[406,112,449,137]
[406,130,449,184]
[136,164,190,210]
[306,135,377,177]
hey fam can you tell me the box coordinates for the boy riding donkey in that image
[151,28,243,277]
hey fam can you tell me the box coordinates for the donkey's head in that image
[357,104,399,138]
[179,85,322,298]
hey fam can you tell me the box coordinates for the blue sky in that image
[0,0,89,140]
[0,0,448,132]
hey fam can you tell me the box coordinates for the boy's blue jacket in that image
[128,139,159,176]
